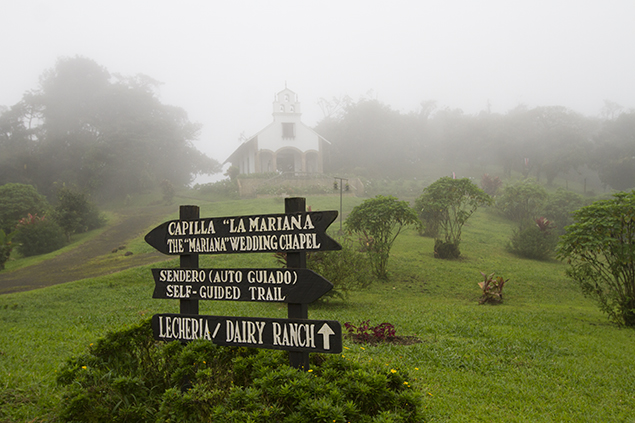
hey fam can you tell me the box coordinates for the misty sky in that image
[2,0,634,180]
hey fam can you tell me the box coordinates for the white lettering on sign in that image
[227,235,278,251]
[165,284,193,298]
[247,270,297,285]
[168,220,216,236]
[247,286,286,301]
[186,237,227,253]
[199,285,241,300]
[159,269,207,283]
[225,319,266,344]
[157,316,212,341]
[209,270,243,283]
[224,233,320,252]
[272,322,315,348]
[166,239,184,253]
[223,214,315,234]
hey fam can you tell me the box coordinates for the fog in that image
[2,0,634,180]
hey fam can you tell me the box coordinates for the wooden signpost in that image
[152,314,342,353]
[144,211,341,255]
[145,198,342,370]
[151,268,334,303]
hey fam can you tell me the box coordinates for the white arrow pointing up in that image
[317,323,335,350]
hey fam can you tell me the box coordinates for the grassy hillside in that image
[1,194,634,422]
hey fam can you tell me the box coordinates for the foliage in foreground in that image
[558,190,635,326]
[345,195,419,279]
[57,319,425,422]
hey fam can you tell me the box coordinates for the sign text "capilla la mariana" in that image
[144,211,341,255]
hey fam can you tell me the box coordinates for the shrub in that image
[478,272,508,304]
[497,179,548,224]
[434,239,461,259]
[57,319,427,422]
[306,237,372,301]
[542,188,585,235]
[275,236,371,302]
[507,217,558,260]
[416,207,440,238]
[13,214,66,257]
[344,320,396,343]
[160,179,175,204]
[557,191,635,326]
[0,229,16,270]
[416,177,491,259]
[53,186,104,240]
[481,174,502,197]
[0,183,51,234]
[346,195,420,279]
[195,179,239,199]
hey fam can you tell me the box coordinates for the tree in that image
[593,112,635,191]
[415,177,492,259]
[0,229,16,270]
[0,183,51,234]
[13,214,66,257]
[54,186,104,241]
[496,179,548,227]
[345,195,419,279]
[542,189,586,235]
[314,98,420,178]
[557,191,635,326]
[0,56,220,200]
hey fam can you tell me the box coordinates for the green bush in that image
[0,229,16,270]
[13,215,66,257]
[416,177,492,260]
[0,183,51,234]
[57,320,426,422]
[557,191,635,326]
[507,220,558,260]
[54,186,105,240]
[305,236,373,301]
[542,189,585,235]
[496,179,548,224]
[434,240,460,259]
[346,195,420,279]
[195,178,239,199]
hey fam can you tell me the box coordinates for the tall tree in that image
[593,112,635,191]
[0,56,220,200]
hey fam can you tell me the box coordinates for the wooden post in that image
[179,205,199,315]
[285,197,310,370]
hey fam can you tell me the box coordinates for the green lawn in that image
[1,195,634,422]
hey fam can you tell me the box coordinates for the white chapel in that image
[224,88,330,175]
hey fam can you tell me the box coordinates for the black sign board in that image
[144,211,341,255]
[151,268,333,303]
[152,313,342,354]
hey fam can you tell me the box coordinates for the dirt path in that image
[0,205,176,294]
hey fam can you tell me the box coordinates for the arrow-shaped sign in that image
[150,268,333,303]
[152,313,342,353]
[145,211,341,255]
